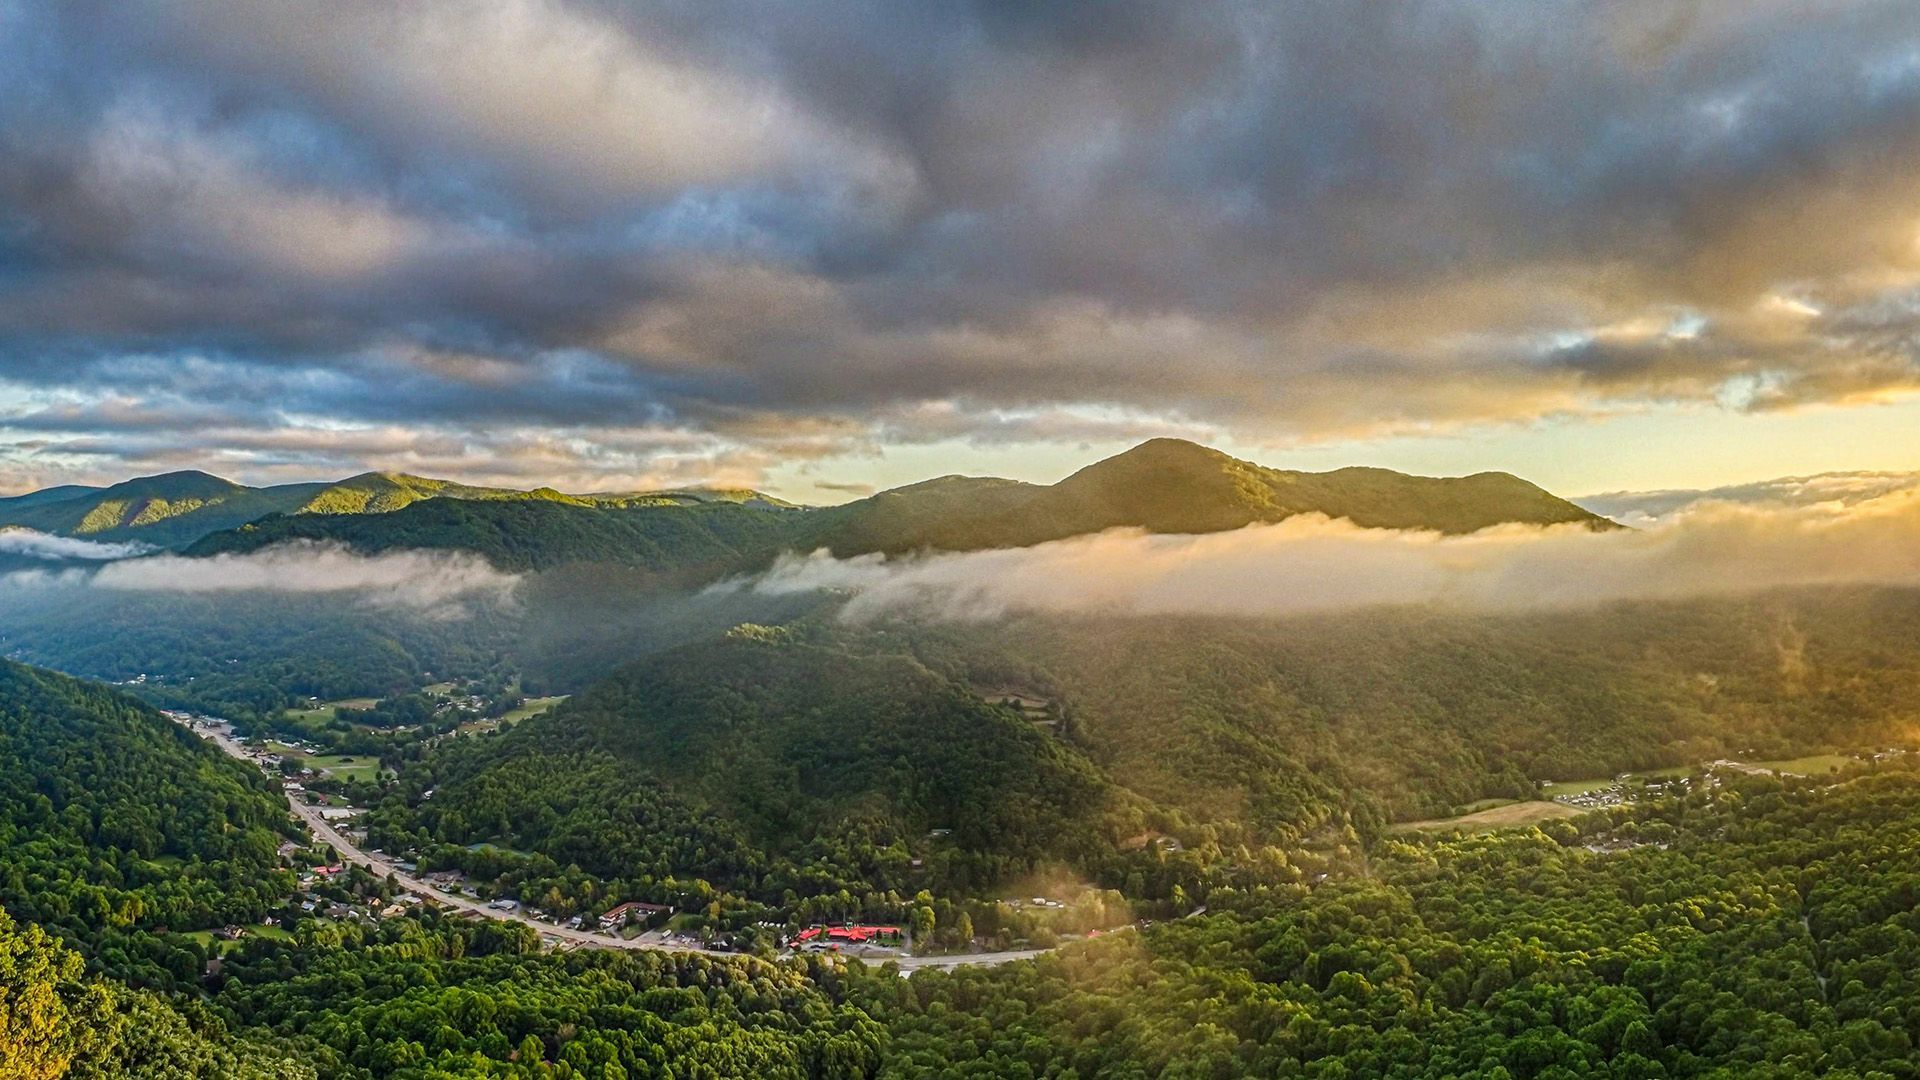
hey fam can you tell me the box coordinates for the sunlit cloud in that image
[728,488,1920,620]
[2,1,1920,490]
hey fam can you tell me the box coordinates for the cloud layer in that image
[736,489,1920,620]
[3,543,519,612]
[1581,470,1920,525]
[0,527,153,561]
[3,1,1920,489]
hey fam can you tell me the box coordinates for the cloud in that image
[3,1,1920,487]
[77,543,520,611]
[729,488,1920,620]
[1580,470,1920,525]
[0,527,153,561]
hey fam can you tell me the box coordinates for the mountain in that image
[0,660,295,957]
[183,438,1615,570]
[0,659,315,1074]
[188,495,802,574]
[0,483,102,510]
[0,468,795,549]
[797,438,1614,555]
[368,632,1117,900]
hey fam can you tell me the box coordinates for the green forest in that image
[4,604,1920,1076]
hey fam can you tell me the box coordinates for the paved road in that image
[189,719,1048,972]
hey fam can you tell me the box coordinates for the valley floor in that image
[183,713,1048,973]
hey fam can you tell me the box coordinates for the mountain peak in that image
[1085,437,1232,472]
[102,470,242,497]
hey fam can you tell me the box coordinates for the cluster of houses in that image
[1547,772,1698,810]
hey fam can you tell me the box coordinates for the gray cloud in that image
[3,1,1920,487]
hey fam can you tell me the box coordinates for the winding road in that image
[188,718,1047,972]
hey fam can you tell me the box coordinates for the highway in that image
[188,718,1050,972]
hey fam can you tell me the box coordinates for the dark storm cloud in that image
[3,0,1920,488]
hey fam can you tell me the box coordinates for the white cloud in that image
[728,488,1920,620]
[86,543,519,611]
[0,528,153,561]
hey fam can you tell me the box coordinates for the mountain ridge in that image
[175,438,1616,570]
[5,439,1616,559]
[0,468,797,549]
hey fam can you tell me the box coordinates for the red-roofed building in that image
[791,924,903,948]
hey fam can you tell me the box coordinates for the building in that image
[789,925,903,949]
[598,901,674,930]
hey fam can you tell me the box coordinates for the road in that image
[188,718,1049,972]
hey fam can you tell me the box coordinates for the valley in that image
[175,708,1076,974]
[4,440,1920,1077]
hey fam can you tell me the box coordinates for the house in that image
[215,925,246,941]
[598,901,674,930]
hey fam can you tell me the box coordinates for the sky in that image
[2,1,1919,505]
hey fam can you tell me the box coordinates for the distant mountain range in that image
[4,439,1616,567]
[0,469,792,549]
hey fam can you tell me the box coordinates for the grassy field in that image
[284,697,380,723]
[501,695,568,723]
[1540,776,1615,799]
[308,754,384,783]
[1747,753,1856,776]
[1541,764,1695,799]
[1392,800,1588,834]
[177,922,294,953]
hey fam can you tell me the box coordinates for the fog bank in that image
[0,528,155,561]
[4,542,518,612]
[730,489,1920,620]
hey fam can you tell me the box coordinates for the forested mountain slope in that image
[796,437,1614,555]
[868,587,1920,834]
[188,496,802,574]
[0,661,314,1076]
[0,584,514,724]
[867,768,1920,1078]
[369,632,1120,903]
[0,661,295,985]
[0,906,310,1079]
[0,468,791,550]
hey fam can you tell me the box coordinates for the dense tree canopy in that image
[0,660,296,989]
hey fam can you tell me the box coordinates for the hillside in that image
[797,438,1613,554]
[367,634,1120,903]
[0,468,794,549]
[183,438,1615,570]
[187,496,803,574]
[862,587,1920,835]
[0,661,296,973]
